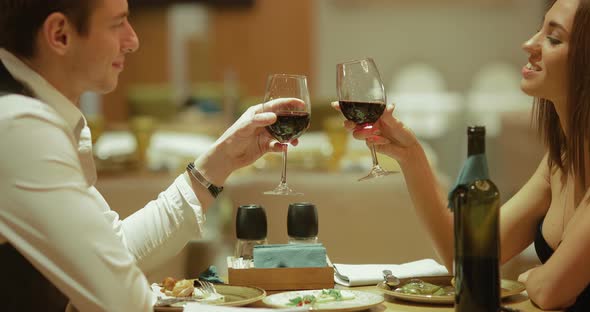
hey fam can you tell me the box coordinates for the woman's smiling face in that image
[520,0,579,104]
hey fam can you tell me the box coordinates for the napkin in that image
[253,243,327,268]
[198,265,224,284]
[447,154,489,211]
[333,258,449,287]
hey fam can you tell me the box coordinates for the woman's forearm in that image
[398,145,455,270]
[525,265,577,310]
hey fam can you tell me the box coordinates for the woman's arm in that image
[335,103,454,269]
[342,101,590,309]
[497,154,551,264]
[524,195,590,309]
[396,143,455,270]
[338,103,553,272]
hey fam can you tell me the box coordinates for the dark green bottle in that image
[453,126,500,312]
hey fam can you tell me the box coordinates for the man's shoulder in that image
[0,93,48,111]
[0,93,64,126]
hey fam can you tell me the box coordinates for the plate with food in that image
[263,288,384,311]
[376,275,525,304]
[152,277,265,310]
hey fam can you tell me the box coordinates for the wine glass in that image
[262,74,311,196]
[336,58,396,181]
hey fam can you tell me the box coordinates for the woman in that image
[335,0,590,310]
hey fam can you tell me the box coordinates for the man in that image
[0,1,296,311]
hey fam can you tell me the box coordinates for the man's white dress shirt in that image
[0,48,205,312]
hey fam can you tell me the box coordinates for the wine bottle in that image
[453,126,500,312]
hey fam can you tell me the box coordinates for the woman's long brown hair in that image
[533,0,590,189]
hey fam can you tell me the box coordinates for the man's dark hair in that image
[0,0,98,58]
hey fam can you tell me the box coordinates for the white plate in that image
[263,289,384,311]
[153,283,266,311]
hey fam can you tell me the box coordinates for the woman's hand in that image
[330,101,420,164]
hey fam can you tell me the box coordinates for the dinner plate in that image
[263,289,384,311]
[376,275,526,304]
[153,283,266,311]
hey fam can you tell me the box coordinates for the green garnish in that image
[287,294,316,306]
[287,289,347,307]
[321,289,343,300]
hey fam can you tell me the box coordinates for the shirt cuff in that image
[173,174,206,237]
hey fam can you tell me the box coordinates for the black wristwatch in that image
[186,162,224,198]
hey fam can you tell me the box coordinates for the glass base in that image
[358,165,398,182]
[263,182,303,196]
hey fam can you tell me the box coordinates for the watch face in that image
[209,185,223,197]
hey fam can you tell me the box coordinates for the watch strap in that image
[186,162,224,198]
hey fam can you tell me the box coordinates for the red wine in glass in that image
[261,74,311,196]
[266,111,310,143]
[336,58,396,181]
[338,101,386,126]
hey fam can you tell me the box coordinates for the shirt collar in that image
[0,48,85,133]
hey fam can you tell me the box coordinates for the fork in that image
[155,296,200,307]
[193,279,218,295]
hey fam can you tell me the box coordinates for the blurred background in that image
[94,0,548,282]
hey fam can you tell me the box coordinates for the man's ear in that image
[40,12,75,56]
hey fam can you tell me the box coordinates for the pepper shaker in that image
[235,204,268,260]
[287,202,319,244]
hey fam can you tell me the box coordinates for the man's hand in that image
[195,98,303,186]
[217,98,303,169]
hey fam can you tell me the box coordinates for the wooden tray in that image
[227,257,334,291]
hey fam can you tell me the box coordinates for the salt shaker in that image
[235,204,268,260]
[287,202,319,244]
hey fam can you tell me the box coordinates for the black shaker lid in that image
[236,204,267,240]
[287,202,318,238]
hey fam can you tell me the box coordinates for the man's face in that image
[66,0,139,94]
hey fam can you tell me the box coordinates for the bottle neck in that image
[467,134,485,156]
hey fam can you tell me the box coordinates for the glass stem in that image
[368,141,380,167]
[280,143,288,185]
